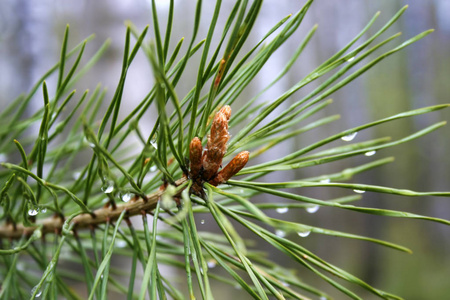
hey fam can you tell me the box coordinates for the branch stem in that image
[0,178,187,240]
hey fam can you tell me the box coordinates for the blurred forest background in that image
[0,0,449,299]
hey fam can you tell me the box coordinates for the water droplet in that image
[121,192,132,202]
[347,56,355,62]
[298,230,311,237]
[28,208,39,216]
[101,181,114,194]
[320,178,330,183]
[281,281,290,287]
[83,137,96,148]
[17,262,25,271]
[207,260,216,269]
[276,207,289,214]
[234,284,242,290]
[161,192,176,209]
[306,205,319,214]
[33,229,42,239]
[341,132,357,142]
[41,208,47,213]
[364,150,376,156]
[0,153,7,162]
[150,165,158,172]
[72,171,81,180]
[353,189,366,194]
[31,286,42,297]
[115,240,127,248]
[200,220,205,225]
[320,297,327,300]
[150,139,158,149]
[275,230,286,237]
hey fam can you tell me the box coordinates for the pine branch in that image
[0,178,187,239]
[1,2,448,299]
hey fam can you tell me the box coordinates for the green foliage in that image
[0,1,449,299]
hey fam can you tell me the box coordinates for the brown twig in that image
[0,177,187,240]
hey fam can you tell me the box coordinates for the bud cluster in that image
[189,105,249,195]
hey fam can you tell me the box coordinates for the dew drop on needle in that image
[306,205,319,214]
[353,189,366,194]
[276,207,289,214]
[364,150,376,156]
[298,230,311,237]
[341,132,357,142]
[276,230,286,237]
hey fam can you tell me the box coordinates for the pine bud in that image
[219,105,232,121]
[189,137,203,179]
[203,110,231,180]
[209,151,249,186]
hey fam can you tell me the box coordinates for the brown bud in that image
[210,111,229,142]
[203,111,230,180]
[209,151,249,186]
[189,137,203,179]
[219,105,232,121]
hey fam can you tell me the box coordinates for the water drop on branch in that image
[121,192,132,202]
